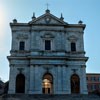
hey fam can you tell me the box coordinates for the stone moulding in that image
[16,34,28,40]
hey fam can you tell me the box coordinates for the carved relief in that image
[43,65,52,72]
[17,68,24,74]
[72,69,78,74]
[45,16,51,24]
[68,35,78,42]
[41,33,54,39]
[16,34,28,40]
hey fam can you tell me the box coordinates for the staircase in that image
[0,94,100,100]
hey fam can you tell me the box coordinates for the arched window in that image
[19,41,25,50]
[42,73,53,94]
[71,74,80,93]
[16,73,25,93]
[71,42,76,51]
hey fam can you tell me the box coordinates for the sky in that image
[0,0,100,81]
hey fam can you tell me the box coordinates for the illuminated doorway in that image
[42,73,53,94]
[71,74,80,93]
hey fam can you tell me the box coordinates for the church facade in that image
[7,9,88,94]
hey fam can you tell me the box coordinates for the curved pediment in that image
[41,33,55,39]
[68,35,78,42]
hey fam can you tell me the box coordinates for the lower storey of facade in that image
[8,64,88,94]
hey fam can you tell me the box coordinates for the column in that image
[62,65,70,94]
[29,65,34,94]
[53,66,57,94]
[62,65,66,94]
[66,67,71,94]
[34,65,41,94]
[57,65,62,94]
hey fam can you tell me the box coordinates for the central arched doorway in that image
[71,74,80,94]
[42,73,53,94]
[16,73,25,93]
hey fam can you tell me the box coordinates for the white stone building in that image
[7,9,88,94]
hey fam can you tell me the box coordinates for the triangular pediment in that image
[29,10,68,25]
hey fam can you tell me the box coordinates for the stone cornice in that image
[10,50,30,54]
[64,24,86,31]
[30,29,66,32]
[16,34,28,39]
[10,23,85,30]
[10,23,28,26]
[7,56,88,62]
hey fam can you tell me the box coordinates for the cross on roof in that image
[46,3,49,9]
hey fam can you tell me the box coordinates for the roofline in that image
[10,23,28,26]
[66,24,86,30]
[86,73,100,75]
[10,23,86,30]
[28,12,68,25]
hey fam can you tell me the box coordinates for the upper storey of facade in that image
[10,9,86,57]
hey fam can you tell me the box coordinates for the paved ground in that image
[0,94,100,100]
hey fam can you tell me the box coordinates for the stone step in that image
[1,94,100,100]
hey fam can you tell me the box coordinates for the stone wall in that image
[1,94,100,100]
[8,11,88,95]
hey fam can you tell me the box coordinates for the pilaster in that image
[80,65,88,94]
[62,65,70,94]
[34,65,41,94]
[8,65,16,94]
[29,65,34,94]
[56,65,62,94]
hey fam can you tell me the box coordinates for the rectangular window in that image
[92,84,96,90]
[86,77,88,80]
[99,77,100,82]
[71,42,76,51]
[93,77,96,81]
[19,41,25,50]
[97,77,99,81]
[45,40,51,50]
[90,77,95,81]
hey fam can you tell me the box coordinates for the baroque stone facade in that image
[7,9,88,94]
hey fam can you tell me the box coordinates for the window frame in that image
[44,40,51,51]
[19,41,25,50]
[71,42,76,52]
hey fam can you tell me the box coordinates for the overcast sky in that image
[0,0,100,81]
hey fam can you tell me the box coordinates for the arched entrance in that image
[16,73,25,93]
[42,73,53,94]
[71,74,80,94]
